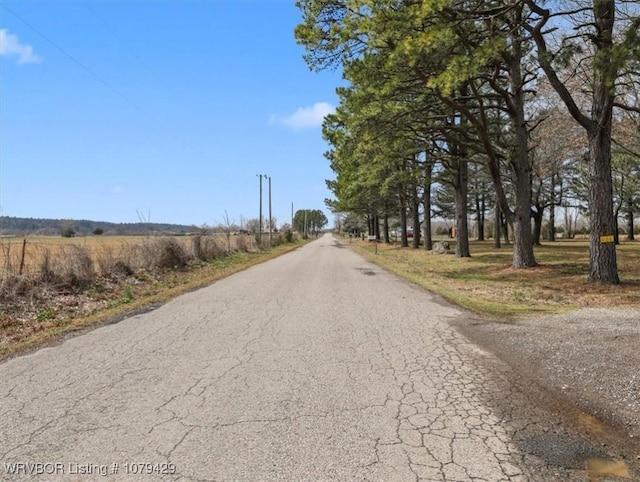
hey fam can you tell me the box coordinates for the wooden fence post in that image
[19,239,27,275]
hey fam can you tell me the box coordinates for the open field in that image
[0,234,257,278]
[348,237,640,318]
[0,234,304,360]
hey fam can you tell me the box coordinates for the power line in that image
[86,4,155,76]
[0,1,147,115]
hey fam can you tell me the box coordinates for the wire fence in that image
[0,234,258,280]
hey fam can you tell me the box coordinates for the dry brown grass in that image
[0,233,301,359]
[0,234,257,278]
[350,238,640,317]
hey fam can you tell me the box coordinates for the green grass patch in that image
[349,238,639,318]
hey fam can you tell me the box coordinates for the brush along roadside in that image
[0,235,308,361]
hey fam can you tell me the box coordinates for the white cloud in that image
[0,29,42,64]
[270,102,335,129]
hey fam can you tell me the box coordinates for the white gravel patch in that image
[478,308,640,438]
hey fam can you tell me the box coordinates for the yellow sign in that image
[599,235,615,243]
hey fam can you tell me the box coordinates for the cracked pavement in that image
[0,235,627,481]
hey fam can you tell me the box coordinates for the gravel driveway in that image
[456,308,640,437]
[450,306,640,480]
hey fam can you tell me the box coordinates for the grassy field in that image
[348,237,640,318]
[0,234,258,277]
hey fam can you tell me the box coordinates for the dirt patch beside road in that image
[452,308,640,464]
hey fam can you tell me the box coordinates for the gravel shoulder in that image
[451,307,640,450]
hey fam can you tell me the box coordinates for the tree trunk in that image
[532,204,543,246]
[502,212,510,246]
[548,175,556,242]
[614,206,620,245]
[509,19,536,268]
[452,106,471,258]
[455,156,471,258]
[476,189,485,241]
[588,124,619,282]
[510,155,534,266]
[411,196,421,249]
[494,202,501,249]
[411,172,421,249]
[399,191,409,248]
[628,197,635,241]
[423,157,433,251]
[383,210,390,243]
[585,0,619,283]
[613,174,623,245]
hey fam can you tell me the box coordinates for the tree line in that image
[0,216,194,236]
[295,0,639,284]
[293,209,329,237]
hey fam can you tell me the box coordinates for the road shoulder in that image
[451,308,640,448]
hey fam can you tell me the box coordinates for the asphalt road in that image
[0,235,604,481]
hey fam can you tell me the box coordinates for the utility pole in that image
[257,174,263,245]
[268,176,272,245]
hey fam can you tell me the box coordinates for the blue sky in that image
[0,0,342,228]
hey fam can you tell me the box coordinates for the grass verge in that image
[0,241,308,361]
[348,238,640,319]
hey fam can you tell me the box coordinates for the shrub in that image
[36,307,55,322]
[191,235,203,260]
[200,237,222,260]
[1,242,16,275]
[111,260,134,278]
[55,245,96,289]
[120,285,134,304]
[284,229,293,243]
[0,274,33,300]
[98,243,140,279]
[153,238,189,269]
[270,234,287,247]
[39,249,55,282]
[93,228,104,235]
[236,235,249,252]
[61,220,76,238]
